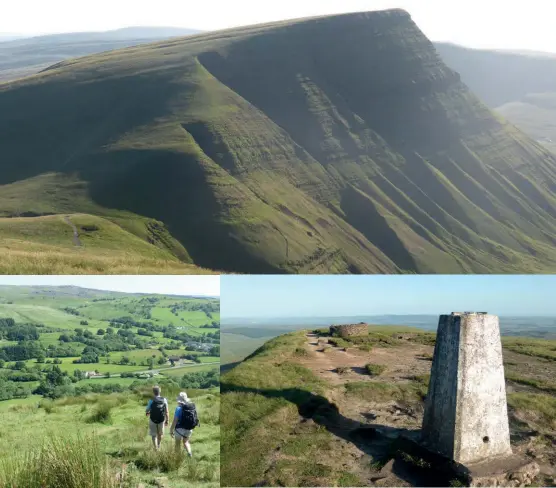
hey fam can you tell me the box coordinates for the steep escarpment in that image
[2,10,556,273]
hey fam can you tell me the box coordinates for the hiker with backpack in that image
[170,391,199,457]
[145,385,170,450]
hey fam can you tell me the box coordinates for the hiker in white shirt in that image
[170,391,200,457]
[145,385,169,450]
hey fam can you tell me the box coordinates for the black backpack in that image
[176,402,199,430]
[150,396,166,424]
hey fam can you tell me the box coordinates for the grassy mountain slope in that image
[0,386,219,488]
[221,328,556,487]
[0,175,213,274]
[3,10,556,273]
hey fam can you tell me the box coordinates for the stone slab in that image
[457,454,540,487]
[397,434,539,487]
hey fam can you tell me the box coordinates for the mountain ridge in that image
[2,9,556,273]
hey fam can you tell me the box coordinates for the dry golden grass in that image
[0,213,217,274]
[0,239,215,275]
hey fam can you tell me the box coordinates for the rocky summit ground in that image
[221,327,556,487]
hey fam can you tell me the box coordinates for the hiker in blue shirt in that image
[170,391,200,457]
[145,385,169,450]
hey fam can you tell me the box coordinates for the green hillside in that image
[221,327,556,487]
[0,385,220,488]
[0,286,220,402]
[3,10,556,273]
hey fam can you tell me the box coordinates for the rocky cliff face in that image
[2,10,556,273]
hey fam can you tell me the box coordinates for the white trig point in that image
[421,312,512,464]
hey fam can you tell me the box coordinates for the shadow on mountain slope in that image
[85,148,285,274]
[221,381,458,487]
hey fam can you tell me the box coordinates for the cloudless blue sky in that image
[0,276,220,296]
[221,275,556,317]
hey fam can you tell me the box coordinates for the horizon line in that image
[0,283,219,298]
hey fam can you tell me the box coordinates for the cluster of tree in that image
[179,369,219,389]
[137,328,154,337]
[114,355,148,366]
[62,307,81,316]
[167,301,218,322]
[0,377,32,401]
[164,325,219,344]
[38,377,131,399]
[72,346,101,364]
[0,341,44,361]
[163,326,195,343]
[201,322,220,329]
[1,370,42,382]
[202,331,220,344]
[33,365,73,398]
[120,372,154,378]
[109,316,152,329]
[0,321,40,341]
[137,355,167,369]
[45,344,81,357]
[60,328,148,359]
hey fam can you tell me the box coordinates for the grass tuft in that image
[87,401,113,424]
[0,434,115,488]
[365,363,387,376]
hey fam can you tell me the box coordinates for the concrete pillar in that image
[421,312,512,465]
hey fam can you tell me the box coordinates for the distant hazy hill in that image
[435,42,556,152]
[0,26,200,81]
[2,10,556,274]
[0,33,30,42]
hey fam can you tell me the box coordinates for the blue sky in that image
[3,0,556,53]
[0,276,220,296]
[221,275,556,318]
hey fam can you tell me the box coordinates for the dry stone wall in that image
[329,323,368,338]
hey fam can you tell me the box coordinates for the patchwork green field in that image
[2,10,556,273]
[0,285,220,402]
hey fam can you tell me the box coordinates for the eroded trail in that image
[64,215,82,246]
[266,333,437,486]
[300,332,433,385]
